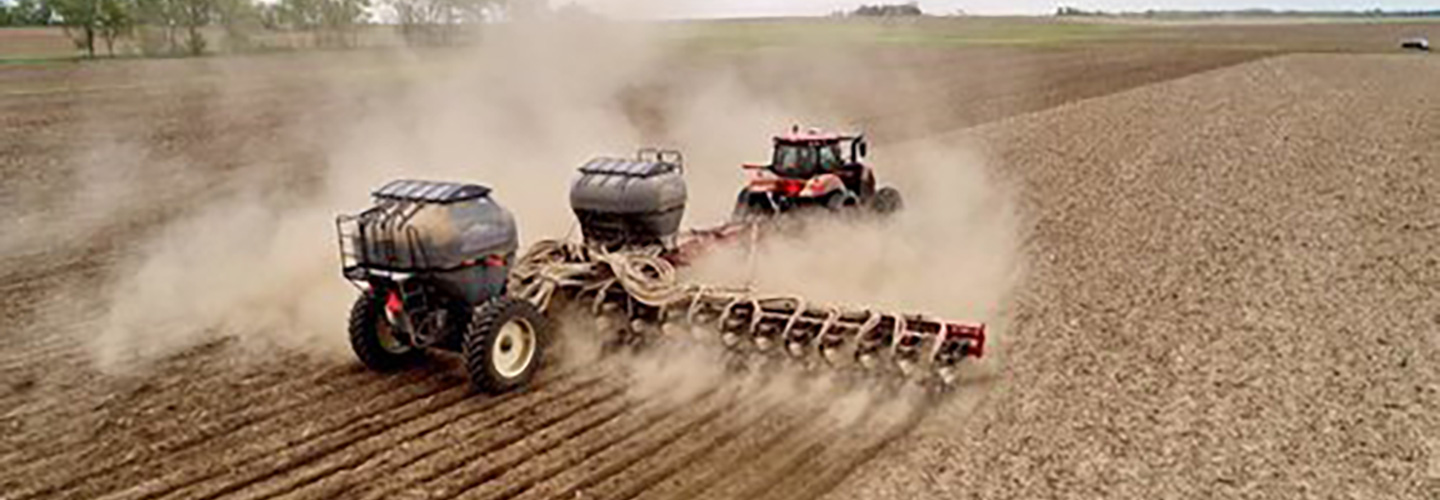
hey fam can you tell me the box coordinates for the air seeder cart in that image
[338,149,985,394]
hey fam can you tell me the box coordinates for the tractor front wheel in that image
[825,191,860,211]
[464,297,549,393]
[349,292,422,371]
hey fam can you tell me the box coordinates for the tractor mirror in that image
[857,140,868,159]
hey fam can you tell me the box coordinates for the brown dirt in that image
[3,22,1433,500]
[0,28,74,59]
[824,53,1440,499]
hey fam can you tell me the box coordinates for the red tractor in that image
[734,126,903,218]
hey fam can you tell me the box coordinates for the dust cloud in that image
[683,139,1023,354]
[618,120,1022,423]
[2,114,190,263]
[87,6,1023,402]
[616,336,935,441]
[87,18,662,371]
[615,136,1023,422]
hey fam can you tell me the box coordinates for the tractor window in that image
[818,145,843,171]
[773,144,817,178]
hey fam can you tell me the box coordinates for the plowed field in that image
[3,21,1437,500]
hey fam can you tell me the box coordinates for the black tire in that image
[464,297,549,393]
[733,190,768,219]
[349,292,422,371]
[872,186,903,215]
[825,191,860,211]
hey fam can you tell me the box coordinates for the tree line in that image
[0,0,513,57]
[1054,6,1440,18]
[849,2,923,17]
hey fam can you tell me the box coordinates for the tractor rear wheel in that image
[464,297,549,393]
[349,292,422,371]
[733,190,770,219]
[872,186,903,215]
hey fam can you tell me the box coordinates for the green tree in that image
[177,0,211,55]
[47,0,101,57]
[97,0,134,56]
[852,2,923,17]
[276,0,367,47]
[277,0,318,37]
[318,0,368,47]
[215,0,262,50]
[11,0,54,24]
[5,0,49,24]
[389,0,496,45]
[256,1,282,29]
[131,0,210,56]
[134,0,180,55]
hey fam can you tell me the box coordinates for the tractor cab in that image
[767,127,868,179]
[736,126,899,217]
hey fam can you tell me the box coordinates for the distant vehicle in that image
[733,126,903,218]
[1400,37,1430,51]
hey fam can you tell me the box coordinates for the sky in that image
[570,0,1440,17]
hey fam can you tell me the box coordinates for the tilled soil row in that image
[442,386,731,500]
[876,48,1272,143]
[507,389,766,500]
[628,404,830,500]
[113,370,606,500]
[563,392,787,500]
[352,382,632,500]
[425,388,727,500]
[3,356,373,481]
[755,406,924,500]
[686,405,873,500]
[252,371,606,500]
[9,366,445,499]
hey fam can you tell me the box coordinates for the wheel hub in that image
[492,319,536,378]
[375,319,412,354]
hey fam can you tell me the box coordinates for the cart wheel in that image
[349,292,422,371]
[464,297,549,393]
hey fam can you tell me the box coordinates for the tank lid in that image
[579,157,679,178]
[373,179,491,204]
